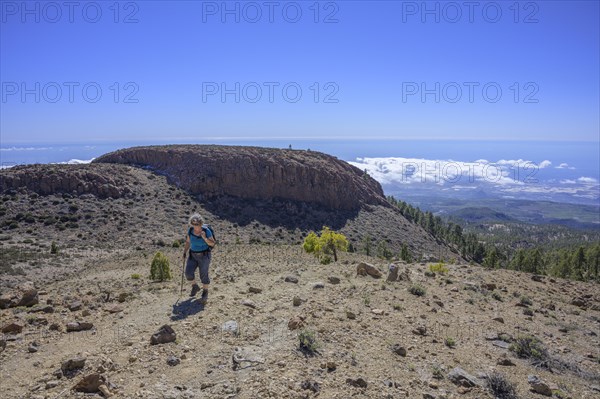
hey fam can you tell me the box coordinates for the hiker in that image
[182,213,215,302]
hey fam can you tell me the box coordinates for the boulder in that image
[528,375,552,396]
[448,367,478,387]
[150,324,176,345]
[73,373,105,393]
[356,262,383,279]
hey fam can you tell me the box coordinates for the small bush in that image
[131,273,141,279]
[409,284,426,296]
[150,252,172,281]
[320,255,332,265]
[523,308,534,316]
[509,335,548,365]
[520,296,533,306]
[445,337,456,348]
[298,329,319,355]
[429,262,449,274]
[172,240,181,248]
[492,292,503,301]
[50,241,58,254]
[486,372,519,399]
[432,365,444,380]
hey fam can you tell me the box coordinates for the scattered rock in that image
[62,357,86,373]
[105,304,124,314]
[423,393,436,399]
[150,324,176,345]
[117,292,129,303]
[482,283,497,290]
[45,380,59,389]
[241,299,257,309]
[28,342,39,353]
[313,282,325,289]
[327,276,341,285]
[222,320,239,334]
[346,310,357,320]
[492,317,504,323]
[293,296,303,307]
[1,322,23,334]
[284,276,298,284]
[531,275,544,282]
[66,322,94,332]
[248,287,262,294]
[497,356,516,366]
[492,340,510,349]
[73,373,106,393]
[528,375,552,396]
[232,346,265,370]
[320,361,337,371]
[387,264,399,282]
[301,380,320,393]
[571,297,587,308]
[356,262,383,279]
[448,367,478,387]
[346,377,368,388]
[0,339,6,353]
[68,301,82,311]
[98,384,113,397]
[288,315,305,330]
[412,326,427,336]
[166,355,180,366]
[392,344,407,357]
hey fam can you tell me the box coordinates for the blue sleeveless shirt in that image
[188,226,213,252]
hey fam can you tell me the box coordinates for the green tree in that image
[303,226,349,263]
[484,247,499,268]
[363,235,373,256]
[376,240,393,260]
[523,248,543,274]
[571,246,586,280]
[150,252,172,281]
[400,243,412,263]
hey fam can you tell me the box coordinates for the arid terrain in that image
[1,146,599,399]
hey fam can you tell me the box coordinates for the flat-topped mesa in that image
[94,145,389,210]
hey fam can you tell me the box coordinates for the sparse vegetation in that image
[131,273,141,279]
[520,296,533,307]
[444,337,456,348]
[298,329,319,355]
[303,226,348,263]
[149,252,172,281]
[429,262,449,274]
[409,284,426,296]
[50,241,58,254]
[509,335,549,366]
[486,372,519,399]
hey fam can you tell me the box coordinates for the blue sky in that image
[1,0,599,144]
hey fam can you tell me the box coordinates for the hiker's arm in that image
[200,230,216,247]
[183,235,190,258]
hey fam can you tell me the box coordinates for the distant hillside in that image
[94,145,388,211]
[449,207,514,223]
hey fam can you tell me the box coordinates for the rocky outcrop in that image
[94,145,388,210]
[0,164,136,199]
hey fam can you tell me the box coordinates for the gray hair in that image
[188,213,204,226]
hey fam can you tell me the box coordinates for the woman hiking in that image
[182,213,215,303]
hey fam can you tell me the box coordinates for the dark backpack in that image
[203,224,216,248]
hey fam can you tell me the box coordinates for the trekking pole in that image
[180,255,186,297]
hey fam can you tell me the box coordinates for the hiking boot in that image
[190,284,201,297]
[200,289,208,304]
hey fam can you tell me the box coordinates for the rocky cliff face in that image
[0,164,138,199]
[94,145,388,210]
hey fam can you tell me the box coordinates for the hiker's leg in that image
[185,254,198,286]
[199,252,211,290]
